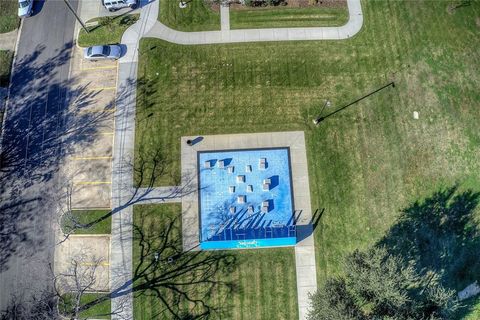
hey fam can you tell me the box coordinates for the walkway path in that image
[0,29,18,51]
[109,0,159,318]
[146,0,362,44]
[220,3,230,31]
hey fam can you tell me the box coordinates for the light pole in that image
[63,0,89,33]
[313,99,330,125]
[313,81,395,125]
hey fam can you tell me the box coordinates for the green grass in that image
[136,0,480,318]
[59,293,111,319]
[159,0,220,31]
[230,6,349,29]
[132,204,298,319]
[0,1,19,33]
[77,15,139,47]
[0,50,13,87]
[62,210,111,234]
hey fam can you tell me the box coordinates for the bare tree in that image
[53,251,107,320]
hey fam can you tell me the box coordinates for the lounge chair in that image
[218,160,225,168]
[247,185,253,192]
[229,206,236,214]
[237,195,246,204]
[262,183,270,191]
[227,166,234,174]
[229,186,235,193]
[246,165,252,173]
[236,175,245,183]
[204,160,211,168]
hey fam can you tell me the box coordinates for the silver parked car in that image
[102,0,137,12]
[18,0,34,18]
[83,45,122,61]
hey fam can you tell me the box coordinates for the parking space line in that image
[80,262,110,267]
[74,181,112,185]
[81,65,117,71]
[71,156,112,160]
[71,207,111,211]
[88,86,117,91]
[77,108,116,114]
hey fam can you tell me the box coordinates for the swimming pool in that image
[198,148,296,250]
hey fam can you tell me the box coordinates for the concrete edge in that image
[0,19,23,158]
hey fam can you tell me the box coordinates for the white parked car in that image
[83,45,122,61]
[18,0,33,18]
[102,0,137,12]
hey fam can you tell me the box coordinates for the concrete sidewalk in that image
[146,0,363,44]
[109,0,159,318]
[0,30,18,51]
[220,3,230,31]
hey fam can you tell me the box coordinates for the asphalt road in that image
[0,0,78,311]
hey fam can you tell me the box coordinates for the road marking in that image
[79,131,114,136]
[77,108,116,114]
[71,156,112,160]
[74,181,112,185]
[71,208,111,211]
[81,65,117,71]
[88,86,117,91]
[80,262,110,267]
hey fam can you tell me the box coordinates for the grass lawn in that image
[230,6,349,29]
[0,1,19,33]
[59,292,111,319]
[77,15,139,47]
[62,210,111,234]
[159,0,220,31]
[0,50,13,87]
[132,204,298,319]
[136,0,480,318]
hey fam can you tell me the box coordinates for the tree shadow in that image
[0,42,115,272]
[377,186,480,292]
[78,209,237,319]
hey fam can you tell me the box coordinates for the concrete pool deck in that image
[180,131,317,319]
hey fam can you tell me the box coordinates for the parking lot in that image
[55,235,111,292]
[64,46,118,209]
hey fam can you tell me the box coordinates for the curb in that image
[0,19,23,159]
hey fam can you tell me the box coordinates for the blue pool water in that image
[198,148,296,250]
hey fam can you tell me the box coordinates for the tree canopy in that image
[308,248,458,320]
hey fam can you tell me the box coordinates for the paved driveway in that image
[64,47,118,209]
[55,235,111,292]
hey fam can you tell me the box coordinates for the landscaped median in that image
[0,50,13,87]
[159,0,220,31]
[229,6,349,29]
[0,1,19,34]
[132,204,298,319]
[57,210,112,319]
[77,14,139,47]
[158,0,349,31]
[59,292,111,320]
[61,209,112,235]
